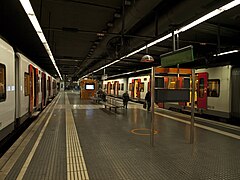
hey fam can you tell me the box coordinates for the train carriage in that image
[103,78,127,97]
[104,65,240,123]
[0,38,15,141]
[0,37,58,142]
[128,75,150,100]
[15,53,44,125]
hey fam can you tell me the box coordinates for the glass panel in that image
[129,83,132,91]
[198,78,204,98]
[208,79,220,97]
[140,82,144,92]
[168,77,177,89]
[24,73,30,96]
[121,83,124,91]
[0,64,6,101]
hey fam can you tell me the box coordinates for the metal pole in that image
[172,31,176,51]
[150,66,155,146]
[190,69,195,144]
[176,34,179,49]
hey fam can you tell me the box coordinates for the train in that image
[0,37,57,142]
[103,66,240,123]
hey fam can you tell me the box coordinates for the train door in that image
[231,67,240,119]
[197,72,208,109]
[42,72,46,107]
[48,76,51,98]
[178,77,186,106]
[34,68,39,108]
[107,82,111,94]
[131,79,134,98]
[115,81,119,96]
[29,65,34,114]
[133,80,137,98]
[148,80,151,91]
[137,79,141,98]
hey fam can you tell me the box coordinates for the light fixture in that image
[213,50,239,56]
[107,22,114,27]
[97,33,105,37]
[141,55,154,62]
[114,13,121,18]
[19,0,62,80]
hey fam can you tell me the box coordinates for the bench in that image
[90,96,102,103]
[101,96,124,112]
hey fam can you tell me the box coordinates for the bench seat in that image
[101,101,124,112]
[90,97,102,103]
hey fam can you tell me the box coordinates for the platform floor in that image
[1,91,240,180]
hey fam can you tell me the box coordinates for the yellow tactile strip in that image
[65,93,89,180]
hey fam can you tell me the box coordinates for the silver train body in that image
[103,65,240,121]
[0,37,57,141]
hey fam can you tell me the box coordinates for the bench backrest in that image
[106,96,122,105]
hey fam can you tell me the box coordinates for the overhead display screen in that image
[85,84,95,90]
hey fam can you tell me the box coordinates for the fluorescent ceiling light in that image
[126,46,146,58]
[19,0,34,15]
[107,68,151,79]
[175,0,240,34]
[147,33,172,48]
[135,68,151,72]
[29,15,42,33]
[81,0,240,79]
[213,50,239,56]
[37,32,47,44]
[19,0,62,80]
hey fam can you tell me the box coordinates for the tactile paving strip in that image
[68,92,240,180]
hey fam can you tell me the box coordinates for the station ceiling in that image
[0,0,240,80]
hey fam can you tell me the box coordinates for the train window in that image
[208,79,220,97]
[140,83,144,92]
[155,77,164,88]
[121,83,124,91]
[129,83,132,91]
[199,78,204,98]
[24,73,30,96]
[168,77,177,89]
[0,64,6,102]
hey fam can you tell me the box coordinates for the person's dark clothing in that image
[102,92,106,102]
[145,91,151,111]
[122,92,129,109]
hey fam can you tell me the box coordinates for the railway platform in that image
[0,91,240,180]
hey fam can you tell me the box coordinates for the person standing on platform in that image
[122,91,130,109]
[102,90,107,102]
[145,90,151,111]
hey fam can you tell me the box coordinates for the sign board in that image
[155,89,190,102]
[160,45,194,67]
